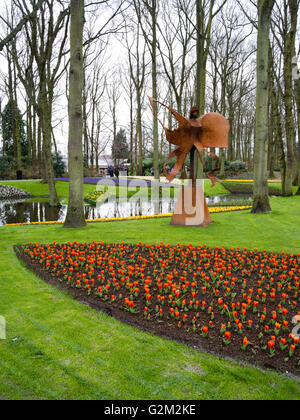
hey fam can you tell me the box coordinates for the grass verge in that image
[0,180,229,201]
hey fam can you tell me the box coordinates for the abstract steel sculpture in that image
[149,97,230,227]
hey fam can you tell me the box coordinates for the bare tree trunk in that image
[252,0,274,213]
[129,81,134,174]
[195,0,207,179]
[37,118,42,173]
[133,0,159,179]
[270,51,286,189]
[137,94,143,175]
[268,114,276,179]
[134,130,138,174]
[195,0,227,179]
[126,21,146,176]
[38,78,60,206]
[64,0,86,228]
[196,0,208,115]
[12,57,22,175]
[295,63,300,194]
[83,71,89,169]
[6,47,21,176]
[42,102,60,206]
[282,0,298,196]
[219,80,227,177]
[151,0,159,180]
[268,50,276,179]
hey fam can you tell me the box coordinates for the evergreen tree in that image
[53,152,66,177]
[2,100,27,157]
[112,128,129,161]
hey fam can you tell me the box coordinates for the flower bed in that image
[84,190,115,206]
[15,242,300,375]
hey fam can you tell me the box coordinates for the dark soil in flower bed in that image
[222,182,282,196]
[15,242,300,376]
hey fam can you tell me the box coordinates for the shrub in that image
[222,181,282,196]
[0,156,14,179]
[53,152,66,177]
[21,156,32,169]
[229,161,246,172]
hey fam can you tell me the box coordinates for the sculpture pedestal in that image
[171,183,212,227]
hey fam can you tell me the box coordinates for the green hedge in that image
[222,181,282,196]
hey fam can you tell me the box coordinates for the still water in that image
[0,194,252,226]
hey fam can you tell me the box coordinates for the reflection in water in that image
[207,194,252,204]
[0,201,66,225]
[0,194,252,226]
[85,199,175,221]
[0,199,175,226]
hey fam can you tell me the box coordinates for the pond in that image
[0,194,252,226]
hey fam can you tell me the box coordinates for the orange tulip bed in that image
[15,241,300,375]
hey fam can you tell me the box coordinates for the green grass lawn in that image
[0,195,300,400]
[0,180,96,201]
[0,179,229,200]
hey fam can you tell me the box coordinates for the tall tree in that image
[1,99,27,158]
[157,0,195,114]
[10,29,39,172]
[194,0,228,115]
[5,46,22,176]
[209,10,255,175]
[194,0,227,178]
[14,0,70,206]
[84,51,107,170]
[133,0,159,180]
[112,128,129,168]
[271,0,299,195]
[282,0,298,196]
[252,0,275,213]
[294,58,300,195]
[107,77,120,171]
[64,0,86,228]
[125,21,147,175]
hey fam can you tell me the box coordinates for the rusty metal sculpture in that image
[149,97,230,227]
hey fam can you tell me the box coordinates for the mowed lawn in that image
[0,192,300,399]
[0,179,229,199]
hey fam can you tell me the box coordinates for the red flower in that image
[224,332,231,341]
[243,337,249,347]
[268,340,275,350]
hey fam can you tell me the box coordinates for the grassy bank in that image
[0,179,229,200]
[0,196,299,399]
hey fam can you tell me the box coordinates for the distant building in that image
[97,155,129,169]
[97,155,114,169]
